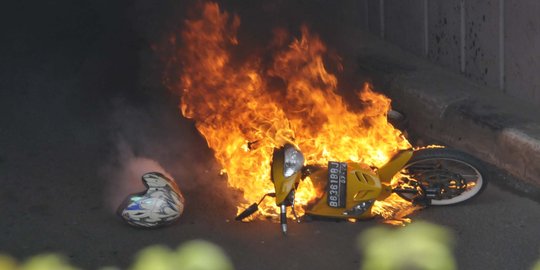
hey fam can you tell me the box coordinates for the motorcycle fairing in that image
[271,146,302,205]
[305,150,413,219]
[377,149,414,183]
[306,163,387,219]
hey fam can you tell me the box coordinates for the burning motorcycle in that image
[235,144,487,234]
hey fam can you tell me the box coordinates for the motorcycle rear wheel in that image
[396,147,488,205]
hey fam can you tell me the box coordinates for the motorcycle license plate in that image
[327,161,347,208]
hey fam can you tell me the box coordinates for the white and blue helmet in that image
[117,172,185,228]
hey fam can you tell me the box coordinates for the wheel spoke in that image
[397,155,484,205]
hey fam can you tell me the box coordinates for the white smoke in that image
[100,98,237,218]
[102,138,175,212]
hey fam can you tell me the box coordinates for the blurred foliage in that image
[0,254,18,270]
[358,221,456,270]
[173,240,234,270]
[0,240,234,270]
[532,259,540,270]
[2,231,540,270]
[0,254,78,270]
[19,255,79,270]
[130,240,234,270]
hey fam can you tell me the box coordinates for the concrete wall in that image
[359,0,540,106]
[505,2,540,103]
[385,0,425,55]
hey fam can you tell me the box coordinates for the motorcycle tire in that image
[397,147,488,205]
[387,109,408,132]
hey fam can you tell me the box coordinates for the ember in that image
[168,2,414,222]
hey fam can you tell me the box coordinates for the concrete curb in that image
[353,41,540,187]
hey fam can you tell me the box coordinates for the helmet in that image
[117,172,185,228]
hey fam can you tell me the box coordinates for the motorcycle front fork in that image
[280,205,287,235]
[280,200,301,235]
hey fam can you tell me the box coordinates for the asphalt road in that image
[1,1,540,269]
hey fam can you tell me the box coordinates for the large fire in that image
[169,2,414,223]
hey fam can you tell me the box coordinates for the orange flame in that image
[170,2,413,221]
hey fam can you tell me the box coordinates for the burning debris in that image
[167,2,413,223]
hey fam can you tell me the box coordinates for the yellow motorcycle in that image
[235,144,487,234]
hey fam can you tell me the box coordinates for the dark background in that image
[1,1,540,269]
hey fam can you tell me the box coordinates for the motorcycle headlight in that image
[283,145,304,177]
